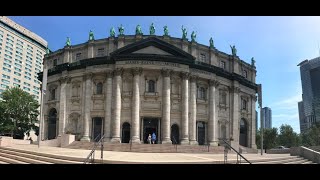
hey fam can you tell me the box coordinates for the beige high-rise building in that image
[0,16,47,101]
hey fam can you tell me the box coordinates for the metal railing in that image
[83,134,105,164]
[221,139,251,164]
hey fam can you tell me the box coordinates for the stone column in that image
[161,69,172,144]
[104,71,113,141]
[81,73,92,142]
[180,72,189,144]
[208,79,220,146]
[231,85,241,149]
[111,68,123,143]
[251,95,257,149]
[189,75,198,145]
[58,76,68,136]
[131,67,142,144]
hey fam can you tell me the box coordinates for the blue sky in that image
[9,16,320,134]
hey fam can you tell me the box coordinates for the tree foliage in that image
[0,87,39,139]
[277,124,300,148]
[256,127,278,150]
[301,122,320,147]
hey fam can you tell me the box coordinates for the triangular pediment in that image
[132,45,173,56]
[110,37,195,62]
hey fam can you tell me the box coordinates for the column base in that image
[251,144,257,149]
[230,141,239,152]
[110,137,121,144]
[161,138,172,144]
[130,137,141,144]
[180,139,189,145]
[189,140,198,145]
[209,141,219,146]
[80,136,90,142]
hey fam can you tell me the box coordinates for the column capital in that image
[105,70,113,78]
[209,79,220,87]
[131,67,143,76]
[84,73,93,80]
[161,68,172,77]
[180,72,190,80]
[230,86,241,94]
[59,76,70,84]
[190,75,198,82]
[113,68,123,76]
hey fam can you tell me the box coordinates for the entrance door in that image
[171,124,179,144]
[122,122,130,143]
[48,108,57,140]
[92,117,103,142]
[197,121,206,145]
[239,118,248,147]
[143,118,158,144]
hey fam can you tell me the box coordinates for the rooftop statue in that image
[66,37,71,46]
[89,30,94,41]
[191,31,197,42]
[182,26,187,40]
[118,24,124,35]
[209,37,214,48]
[110,27,116,37]
[230,45,237,56]
[251,57,256,66]
[150,23,155,35]
[136,24,143,35]
[163,25,169,36]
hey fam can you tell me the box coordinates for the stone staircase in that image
[248,156,316,164]
[66,141,225,153]
[0,146,84,164]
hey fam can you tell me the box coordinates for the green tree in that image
[277,124,300,148]
[256,127,278,151]
[301,122,320,146]
[0,87,39,139]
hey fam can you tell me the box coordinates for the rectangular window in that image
[23,87,30,91]
[220,61,226,69]
[14,78,21,83]
[26,60,32,65]
[15,55,22,60]
[53,59,57,66]
[3,63,11,68]
[4,58,12,64]
[27,52,33,56]
[6,38,14,43]
[1,79,10,84]
[16,51,22,56]
[7,34,14,39]
[14,63,22,68]
[34,80,40,84]
[15,59,22,64]
[241,99,247,110]
[14,72,21,76]
[33,86,40,90]
[6,46,13,51]
[4,54,12,59]
[1,84,8,89]
[24,82,30,87]
[26,64,32,68]
[33,90,39,94]
[25,67,32,72]
[13,83,20,87]
[3,67,11,73]
[17,39,24,44]
[2,74,10,79]
[25,72,31,76]
[24,76,31,80]
[97,48,105,56]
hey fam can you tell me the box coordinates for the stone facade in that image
[40,35,257,149]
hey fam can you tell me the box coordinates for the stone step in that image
[0,155,28,164]
[0,160,9,164]
[0,148,82,164]
[250,156,299,163]
[0,152,43,164]
[254,157,306,164]
[284,159,310,164]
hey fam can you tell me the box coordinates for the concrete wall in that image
[290,146,320,164]
[0,136,31,147]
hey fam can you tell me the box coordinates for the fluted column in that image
[111,68,123,143]
[131,67,142,143]
[208,79,220,146]
[161,69,172,144]
[180,72,189,144]
[231,85,241,149]
[81,73,92,141]
[189,75,198,145]
[104,71,113,142]
[58,76,68,136]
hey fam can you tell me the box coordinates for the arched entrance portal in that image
[239,118,248,147]
[197,121,206,145]
[171,124,179,144]
[122,122,131,143]
[48,108,57,140]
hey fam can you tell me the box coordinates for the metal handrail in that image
[221,139,251,164]
[83,134,105,164]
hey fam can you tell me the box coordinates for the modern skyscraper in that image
[0,16,47,102]
[262,107,272,129]
[298,57,320,134]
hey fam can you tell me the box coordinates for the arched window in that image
[219,91,227,105]
[96,82,103,94]
[50,88,56,100]
[241,99,247,110]
[197,87,206,100]
[148,80,155,92]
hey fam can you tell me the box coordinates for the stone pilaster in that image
[58,76,68,136]
[88,41,94,58]
[161,69,172,144]
[131,67,142,144]
[108,37,115,55]
[104,71,113,141]
[180,72,189,144]
[208,79,220,146]
[231,85,241,149]
[189,75,198,145]
[80,73,92,142]
[251,94,257,149]
[111,68,123,143]
[117,35,125,49]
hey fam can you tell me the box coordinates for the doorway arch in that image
[239,118,248,147]
[48,108,57,140]
[122,122,130,143]
[171,124,179,144]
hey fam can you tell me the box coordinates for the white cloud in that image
[273,113,299,121]
[272,94,301,110]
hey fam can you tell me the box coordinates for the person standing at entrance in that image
[148,134,152,144]
[152,132,156,144]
